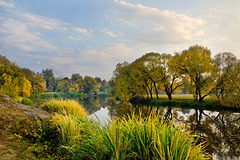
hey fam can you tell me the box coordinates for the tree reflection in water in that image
[105,99,240,160]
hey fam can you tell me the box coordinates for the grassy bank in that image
[41,99,209,159]
[148,94,212,101]
[30,92,108,102]
[130,97,240,111]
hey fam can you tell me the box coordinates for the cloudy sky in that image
[0,0,239,80]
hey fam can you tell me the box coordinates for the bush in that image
[21,97,34,106]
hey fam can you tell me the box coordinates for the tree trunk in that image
[149,90,153,99]
[167,93,172,100]
[153,82,159,99]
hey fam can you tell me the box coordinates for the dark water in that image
[78,97,240,160]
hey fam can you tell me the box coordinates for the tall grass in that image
[41,99,87,117]
[81,113,209,160]
[43,99,209,159]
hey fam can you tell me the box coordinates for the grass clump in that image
[40,99,87,117]
[78,113,209,160]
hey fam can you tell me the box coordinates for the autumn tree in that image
[22,68,46,94]
[178,45,218,102]
[0,55,32,97]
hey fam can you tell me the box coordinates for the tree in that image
[222,61,240,108]
[71,73,82,82]
[132,53,162,99]
[159,53,184,100]
[22,68,46,94]
[83,76,98,94]
[42,69,55,92]
[0,56,32,97]
[178,45,218,102]
[213,52,238,100]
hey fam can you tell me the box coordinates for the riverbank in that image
[130,97,240,112]
[0,95,209,159]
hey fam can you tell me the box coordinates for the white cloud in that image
[105,31,117,37]
[79,43,131,59]
[19,13,66,31]
[114,1,205,44]
[0,0,14,8]
[0,18,56,51]
[68,36,82,41]
[72,27,91,36]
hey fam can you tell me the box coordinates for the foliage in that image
[110,45,240,105]
[222,61,240,108]
[0,55,33,98]
[178,45,218,102]
[42,68,56,92]
[22,68,46,94]
[83,75,99,94]
[15,116,43,142]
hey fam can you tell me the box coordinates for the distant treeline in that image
[0,54,108,98]
[41,69,108,95]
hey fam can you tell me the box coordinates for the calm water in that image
[78,97,240,160]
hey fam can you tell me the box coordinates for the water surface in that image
[79,97,240,160]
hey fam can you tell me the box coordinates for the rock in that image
[0,94,51,124]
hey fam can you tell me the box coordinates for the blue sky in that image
[0,0,239,80]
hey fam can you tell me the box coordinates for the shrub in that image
[21,97,34,106]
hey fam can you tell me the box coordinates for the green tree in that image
[42,69,55,92]
[213,52,238,100]
[178,45,218,102]
[71,73,82,82]
[83,76,98,94]
[132,53,161,99]
[222,61,240,107]
[159,53,184,100]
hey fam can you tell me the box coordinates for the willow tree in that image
[113,62,143,101]
[179,45,218,102]
[213,52,238,101]
[222,61,240,107]
[159,53,185,100]
[132,53,162,99]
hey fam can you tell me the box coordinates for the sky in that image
[0,0,240,80]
